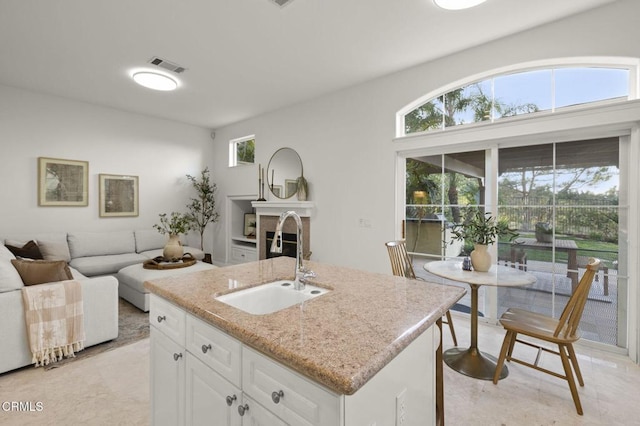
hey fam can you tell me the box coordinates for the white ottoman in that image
[117,261,217,311]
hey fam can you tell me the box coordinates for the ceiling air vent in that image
[148,57,186,74]
[270,0,295,7]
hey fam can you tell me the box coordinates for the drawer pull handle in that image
[157,315,166,323]
[201,344,212,354]
[173,352,183,361]
[238,404,249,416]
[271,390,284,404]
[226,394,237,406]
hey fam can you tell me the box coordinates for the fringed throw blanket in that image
[21,280,85,367]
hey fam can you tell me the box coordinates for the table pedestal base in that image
[444,347,508,381]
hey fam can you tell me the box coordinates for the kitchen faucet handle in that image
[302,270,316,281]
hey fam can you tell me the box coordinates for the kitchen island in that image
[145,257,465,426]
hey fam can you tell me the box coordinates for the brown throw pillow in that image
[5,240,44,260]
[10,259,73,286]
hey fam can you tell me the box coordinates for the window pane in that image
[404,96,443,134]
[229,136,255,167]
[445,81,493,129]
[237,139,255,164]
[493,70,552,119]
[555,67,629,109]
[498,139,622,347]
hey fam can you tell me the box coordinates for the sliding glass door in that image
[405,137,628,347]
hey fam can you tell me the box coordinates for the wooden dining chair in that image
[492,258,601,415]
[385,240,457,347]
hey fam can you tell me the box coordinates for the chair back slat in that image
[554,258,600,339]
[385,240,416,279]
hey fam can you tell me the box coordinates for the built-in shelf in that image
[231,236,257,244]
[227,195,258,265]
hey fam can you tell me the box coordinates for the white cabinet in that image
[150,294,436,426]
[185,353,241,426]
[150,327,185,426]
[238,395,288,426]
[231,245,258,264]
[243,347,339,426]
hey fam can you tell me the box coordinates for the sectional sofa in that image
[0,229,205,374]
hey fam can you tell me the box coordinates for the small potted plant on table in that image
[154,212,192,261]
[450,208,518,272]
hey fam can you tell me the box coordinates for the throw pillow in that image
[37,240,72,263]
[10,259,74,286]
[5,240,44,260]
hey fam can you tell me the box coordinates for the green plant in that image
[153,212,192,236]
[451,208,518,246]
[185,168,219,251]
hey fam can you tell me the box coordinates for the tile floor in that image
[0,313,638,425]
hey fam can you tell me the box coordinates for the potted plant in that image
[185,168,219,263]
[535,222,553,243]
[450,208,518,271]
[153,212,192,261]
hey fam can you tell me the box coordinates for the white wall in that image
[0,85,215,251]
[211,0,640,273]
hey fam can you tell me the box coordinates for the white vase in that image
[163,234,183,261]
[470,243,491,272]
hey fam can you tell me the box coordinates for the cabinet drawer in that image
[231,246,257,263]
[150,295,186,346]
[186,314,242,387]
[243,347,340,426]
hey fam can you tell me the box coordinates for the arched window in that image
[400,61,635,136]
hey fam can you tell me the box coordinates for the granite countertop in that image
[144,256,465,395]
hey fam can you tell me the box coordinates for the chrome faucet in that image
[269,210,314,290]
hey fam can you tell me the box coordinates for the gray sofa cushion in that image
[4,233,71,262]
[134,229,168,253]
[68,231,136,258]
[0,245,23,293]
[69,253,147,276]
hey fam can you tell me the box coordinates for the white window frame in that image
[228,134,256,167]
[396,57,640,138]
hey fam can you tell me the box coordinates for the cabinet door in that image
[151,327,185,426]
[186,354,241,426]
[240,396,288,426]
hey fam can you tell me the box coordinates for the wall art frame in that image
[38,157,89,206]
[99,174,139,217]
[243,213,257,237]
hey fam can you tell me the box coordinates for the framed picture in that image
[38,157,89,206]
[99,174,139,217]
[271,185,282,198]
[243,213,257,236]
[285,179,298,199]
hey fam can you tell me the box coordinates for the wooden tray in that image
[143,253,197,270]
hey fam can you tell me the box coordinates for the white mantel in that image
[251,200,315,217]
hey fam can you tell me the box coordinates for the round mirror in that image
[267,148,303,199]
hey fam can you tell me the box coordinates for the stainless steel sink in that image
[215,280,330,315]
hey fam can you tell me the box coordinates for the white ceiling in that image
[0,0,615,130]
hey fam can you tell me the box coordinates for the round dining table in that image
[424,259,536,380]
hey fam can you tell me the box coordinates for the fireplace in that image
[265,232,297,259]
[258,214,311,260]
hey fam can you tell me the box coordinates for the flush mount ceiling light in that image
[434,0,487,10]
[132,71,178,91]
